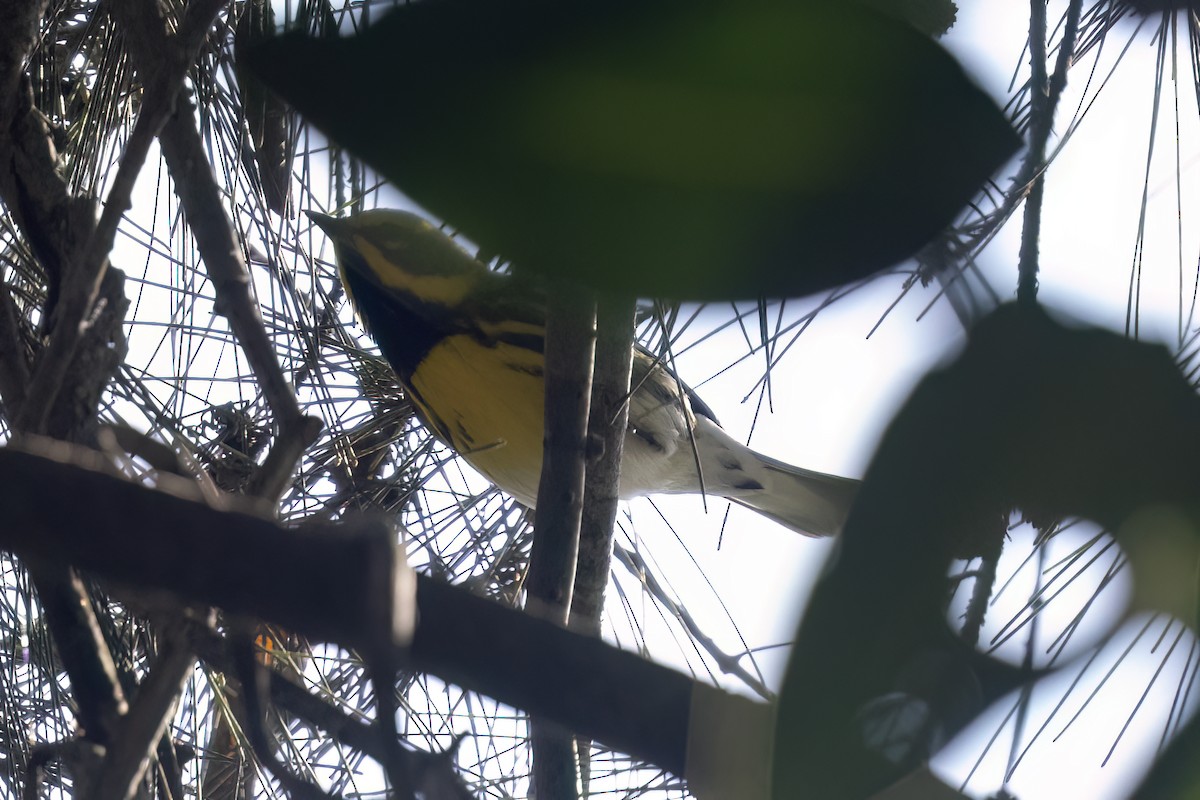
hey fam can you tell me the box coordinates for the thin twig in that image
[613,544,772,700]
[1017,0,1051,305]
[927,0,1083,323]
[1018,0,1083,306]
[230,627,338,800]
[959,512,1009,648]
[183,618,472,799]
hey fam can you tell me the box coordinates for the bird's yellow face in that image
[317,209,488,313]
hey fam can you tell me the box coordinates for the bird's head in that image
[306,209,490,312]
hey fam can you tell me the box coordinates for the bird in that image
[308,208,858,537]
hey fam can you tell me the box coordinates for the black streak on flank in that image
[717,453,742,472]
[455,420,475,446]
[403,383,456,446]
[631,426,666,453]
[732,478,764,492]
[493,331,546,354]
[507,363,545,378]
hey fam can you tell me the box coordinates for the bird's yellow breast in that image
[408,334,546,506]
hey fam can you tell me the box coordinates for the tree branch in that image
[1017,0,1082,307]
[92,625,198,800]
[14,0,224,434]
[107,0,319,463]
[24,559,129,743]
[527,281,596,620]
[0,439,760,783]
[184,619,472,799]
[526,280,596,799]
[0,0,132,748]
[571,292,634,636]
[0,277,30,415]
[570,292,634,796]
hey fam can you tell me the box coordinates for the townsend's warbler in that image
[309,209,857,536]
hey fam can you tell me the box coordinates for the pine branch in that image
[0,0,132,749]
[108,0,321,484]
[13,0,225,435]
[778,305,1199,797]
[91,625,197,800]
[527,281,596,620]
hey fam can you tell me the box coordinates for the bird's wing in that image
[626,349,698,460]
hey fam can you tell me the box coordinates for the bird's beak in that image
[305,210,340,237]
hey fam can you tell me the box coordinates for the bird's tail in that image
[694,416,858,537]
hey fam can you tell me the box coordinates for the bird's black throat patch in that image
[339,253,456,381]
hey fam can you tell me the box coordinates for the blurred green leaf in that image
[1120,505,1200,629]
[776,304,1200,797]
[1132,703,1200,798]
[246,0,1017,299]
[234,0,291,215]
[860,0,958,37]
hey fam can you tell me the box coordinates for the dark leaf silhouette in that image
[246,0,1018,298]
[776,304,1200,797]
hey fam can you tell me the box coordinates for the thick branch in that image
[25,560,128,743]
[0,440,738,781]
[0,0,48,104]
[527,282,596,620]
[527,281,596,800]
[0,0,134,747]
[0,439,411,653]
[0,0,96,322]
[156,103,307,426]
